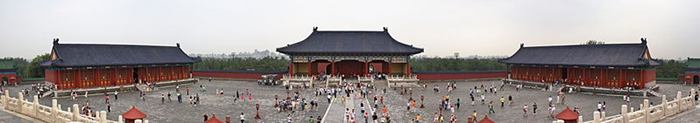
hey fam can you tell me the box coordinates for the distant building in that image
[276,27,423,76]
[42,39,197,90]
[0,61,20,85]
[501,39,658,89]
[682,58,700,84]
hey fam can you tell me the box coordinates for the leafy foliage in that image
[23,54,50,78]
[193,57,289,72]
[656,59,686,78]
[410,57,506,72]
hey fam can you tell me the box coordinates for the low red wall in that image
[415,72,506,80]
[193,71,281,80]
[194,71,507,80]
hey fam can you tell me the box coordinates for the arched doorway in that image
[694,75,699,84]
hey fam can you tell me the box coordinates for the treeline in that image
[411,57,506,72]
[193,57,288,72]
[656,59,687,79]
[192,57,508,73]
[0,53,50,78]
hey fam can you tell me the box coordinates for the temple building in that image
[0,61,20,85]
[42,39,197,90]
[681,58,700,84]
[276,27,423,77]
[501,39,658,89]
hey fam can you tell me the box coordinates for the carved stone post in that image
[135,119,142,123]
[621,105,628,123]
[33,95,39,117]
[52,99,58,123]
[643,99,649,123]
[692,89,696,106]
[661,95,667,117]
[593,111,601,123]
[72,104,80,121]
[18,92,24,112]
[1,90,7,109]
[118,115,124,123]
[677,91,683,111]
[100,111,107,123]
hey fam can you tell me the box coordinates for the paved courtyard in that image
[1,79,697,123]
[356,80,697,122]
[5,80,329,123]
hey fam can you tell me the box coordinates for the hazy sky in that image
[1,0,699,59]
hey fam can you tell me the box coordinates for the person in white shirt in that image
[239,112,245,123]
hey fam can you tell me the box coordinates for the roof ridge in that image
[57,43,179,48]
[523,43,643,48]
[316,30,385,33]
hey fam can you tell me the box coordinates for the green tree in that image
[656,59,686,79]
[23,53,50,78]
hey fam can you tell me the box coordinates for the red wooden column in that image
[112,68,117,85]
[56,70,62,90]
[95,68,100,87]
[387,63,392,75]
[404,63,409,76]
[331,61,336,75]
[307,63,312,75]
[363,61,369,76]
[289,62,294,76]
[639,69,645,89]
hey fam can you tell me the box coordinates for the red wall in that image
[0,73,18,84]
[193,71,277,80]
[682,73,700,84]
[45,66,192,90]
[416,72,506,80]
[510,66,655,89]
[193,71,506,81]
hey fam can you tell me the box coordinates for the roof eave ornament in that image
[313,27,318,32]
[641,37,647,45]
[53,38,59,45]
[383,27,388,32]
[520,43,524,48]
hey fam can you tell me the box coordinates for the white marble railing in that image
[0,90,147,123]
[554,89,697,123]
[386,75,418,81]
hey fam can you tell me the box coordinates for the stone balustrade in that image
[0,90,143,123]
[553,89,697,123]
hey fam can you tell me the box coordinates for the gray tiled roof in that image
[43,43,196,67]
[501,42,658,67]
[277,28,423,55]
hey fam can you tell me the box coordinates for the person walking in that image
[113,91,118,100]
[533,102,538,115]
[508,95,513,105]
[500,96,505,108]
[177,93,182,103]
[488,101,495,114]
[523,105,528,117]
[240,112,245,123]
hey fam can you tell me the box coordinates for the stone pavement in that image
[322,98,344,123]
[0,110,33,123]
[4,80,330,123]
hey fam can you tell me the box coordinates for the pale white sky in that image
[1,0,699,59]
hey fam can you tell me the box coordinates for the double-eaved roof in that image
[501,40,658,67]
[42,40,197,67]
[276,27,423,55]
